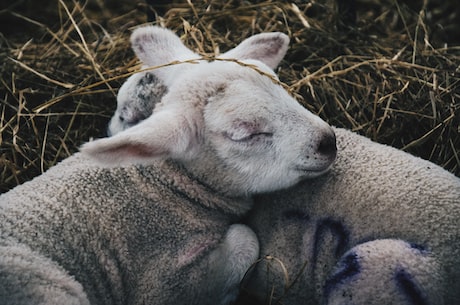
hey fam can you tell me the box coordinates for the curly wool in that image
[0,154,249,305]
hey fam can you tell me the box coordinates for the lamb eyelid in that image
[254,132,273,137]
[232,132,274,142]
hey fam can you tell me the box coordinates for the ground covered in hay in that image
[1,0,459,194]
[0,1,459,305]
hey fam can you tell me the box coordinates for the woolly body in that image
[246,127,460,305]
[0,154,253,304]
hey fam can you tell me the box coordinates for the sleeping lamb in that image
[110,30,460,305]
[0,26,337,305]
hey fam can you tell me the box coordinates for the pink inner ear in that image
[246,36,285,58]
[98,142,164,160]
[117,143,159,157]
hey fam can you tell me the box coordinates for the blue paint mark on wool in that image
[395,268,429,305]
[323,252,361,300]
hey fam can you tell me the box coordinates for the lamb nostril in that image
[317,132,337,157]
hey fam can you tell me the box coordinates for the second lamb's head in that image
[82,26,336,197]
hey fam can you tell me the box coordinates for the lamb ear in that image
[220,32,289,70]
[130,26,198,85]
[81,110,196,165]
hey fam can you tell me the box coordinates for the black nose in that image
[317,131,337,157]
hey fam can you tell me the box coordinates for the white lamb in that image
[110,30,460,305]
[0,26,337,305]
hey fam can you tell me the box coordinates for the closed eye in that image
[227,132,273,142]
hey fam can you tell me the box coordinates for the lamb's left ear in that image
[81,109,197,165]
[220,32,289,70]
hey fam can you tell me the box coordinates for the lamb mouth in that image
[294,164,332,176]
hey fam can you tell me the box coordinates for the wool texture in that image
[246,127,460,305]
[0,153,252,305]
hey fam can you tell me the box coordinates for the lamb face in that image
[84,26,336,196]
[176,61,337,195]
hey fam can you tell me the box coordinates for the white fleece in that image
[0,154,257,305]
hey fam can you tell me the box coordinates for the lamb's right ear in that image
[81,109,197,165]
[131,26,198,84]
[220,32,289,70]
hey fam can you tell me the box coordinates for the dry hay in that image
[1,0,459,198]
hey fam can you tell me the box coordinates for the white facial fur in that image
[83,26,336,197]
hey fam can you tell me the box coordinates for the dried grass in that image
[1,0,459,198]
